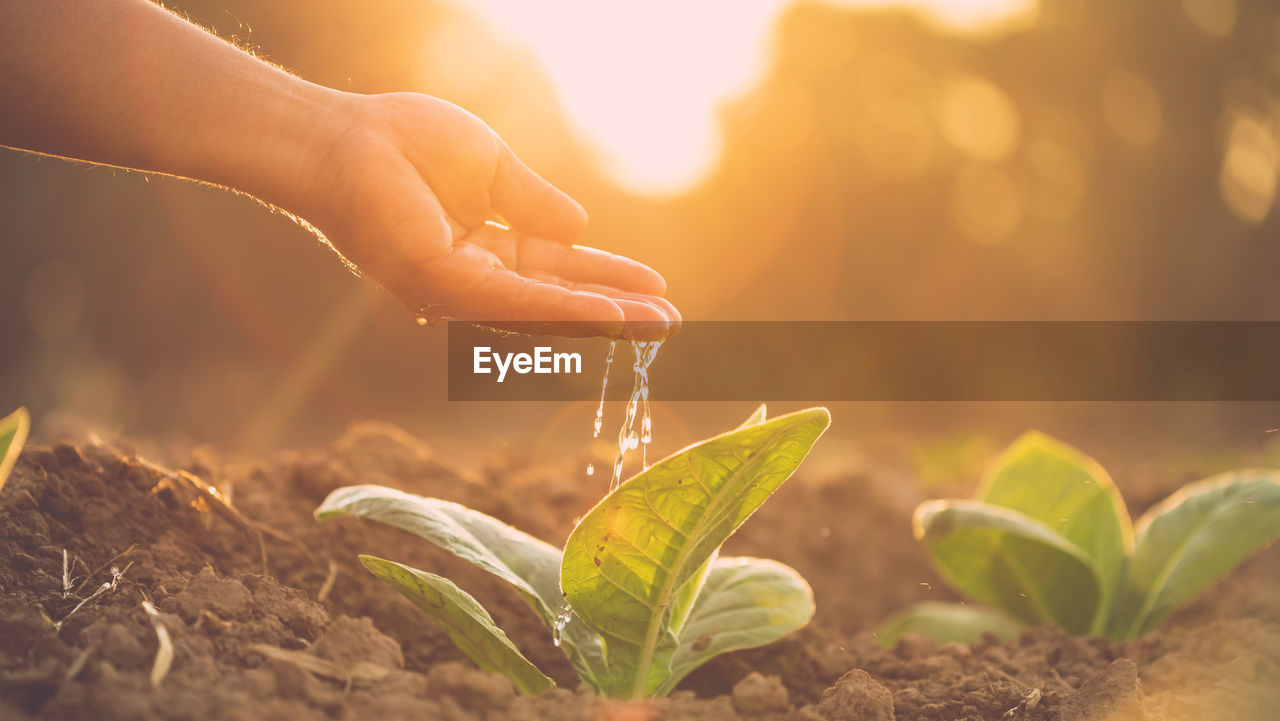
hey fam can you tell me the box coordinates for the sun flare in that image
[467,0,1038,196]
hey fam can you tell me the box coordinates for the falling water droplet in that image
[593,341,616,438]
[552,605,574,647]
[415,315,429,326]
[610,340,662,490]
[586,463,594,477]
[610,458,624,488]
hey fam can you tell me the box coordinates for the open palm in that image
[297,92,678,338]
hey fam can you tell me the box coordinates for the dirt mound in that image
[1,426,1277,720]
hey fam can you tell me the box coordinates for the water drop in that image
[592,341,616,438]
[552,605,574,647]
[412,305,449,327]
[611,456,626,488]
[609,340,662,490]
[586,463,595,477]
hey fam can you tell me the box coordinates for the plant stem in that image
[630,593,670,698]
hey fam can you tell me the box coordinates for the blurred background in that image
[2,0,1279,478]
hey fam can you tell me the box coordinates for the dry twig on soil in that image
[142,601,174,687]
[247,644,393,688]
[134,455,316,570]
[317,559,338,603]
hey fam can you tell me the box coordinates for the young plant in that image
[315,406,829,698]
[884,431,1280,646]
[0,407,30,494]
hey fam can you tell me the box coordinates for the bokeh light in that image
[939,73,1021,162]
[1218,110,1277,224]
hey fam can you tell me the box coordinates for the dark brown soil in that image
[1,423,1277,720]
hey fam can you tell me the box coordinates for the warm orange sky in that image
[463,0,1039,196]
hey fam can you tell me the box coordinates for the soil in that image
[1,422,1277,721]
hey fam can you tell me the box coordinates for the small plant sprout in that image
[316,406,830,698]
[882,431,1280,646]
[0,406,30,494]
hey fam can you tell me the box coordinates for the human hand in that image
[292,92,679,339]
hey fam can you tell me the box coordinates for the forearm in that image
[0,0,341,209]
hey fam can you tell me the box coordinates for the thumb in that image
[491,142,588,242]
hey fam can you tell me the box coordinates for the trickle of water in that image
[552,605,574,647]
[610,340,663,490]
[592,341,616,438]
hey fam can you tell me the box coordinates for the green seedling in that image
[316,406,829,698]
[886,431,1280,645]
[0,407,30,494]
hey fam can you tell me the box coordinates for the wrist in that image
[276,91,398,229]
[223,76,350,215]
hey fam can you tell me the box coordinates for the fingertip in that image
[613,299,669,341]
[645,295,682,338]
[611,295,682,341]
[562,193,589,239]
[574,291,626,337]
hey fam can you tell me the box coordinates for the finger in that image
[517,272,681,340]
[613,298,675,341]
[491,142,588,242]
[592,290,681,340]
[463,226,667,296]
[522,239,667,296]
[429,244,625,335]
[627,294,682,338]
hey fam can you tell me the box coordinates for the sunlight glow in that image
[940,74,1021,162]
[466,0,1038,196]
[1219,110,1277,225]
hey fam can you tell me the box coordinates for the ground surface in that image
[1,423,1277,720]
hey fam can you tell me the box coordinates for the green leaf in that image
[358,556,555,695]
[876,601,1022,649]
[0,407,30,495]
[1109,471,1280,639]
[665,409,768,642]
[561,407,830,697]
[977,432,1131,631]
[914,499,1103,634]
[659,556,814,696]
[664,397,767,641]
[315,487,605,689]
[738,404,768,428]
[666,551,716,638]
